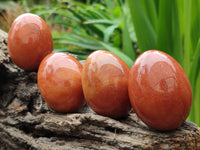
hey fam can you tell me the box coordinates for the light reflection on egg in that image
[37,52,85,112]
[8,13,53,71]
[128,50,192,131]
[82,50,131,118]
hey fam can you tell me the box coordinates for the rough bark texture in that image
[0,29,200,150]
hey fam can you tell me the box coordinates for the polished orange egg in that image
[82,50,131,118]
[8,13,53,71]
[37,52,85,112]
[128,50,192,131]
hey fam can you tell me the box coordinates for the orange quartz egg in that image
[82,50,131,118]
[37,52,85,112]
[8,13,53,71]
[128,50,192,131]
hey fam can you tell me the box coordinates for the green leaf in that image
[183,0,192,75]
[104,0,115,10]
[187,38,200,123]
[177,0,184,37]
[53,48,69,52]
[83,19,114,25]
[86,8,110,19]
[68,8,104,37]
[140,0,158,31]
[103,24,118,42]
[171,0,183,65]
[156,0,182,64]
[189,38,200,88]
[190,0,200,54]
[128,0,157,52]
[157,0,173,54]
[122,14,135,60]
[57,39,104,50]
[54,34,105,50]
[194,71,200,126]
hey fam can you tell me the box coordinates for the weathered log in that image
[0,29,200,150]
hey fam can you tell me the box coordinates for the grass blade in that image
[103,24,118,42]
[54,34,105,50]
[140,0,158,30]
[190,0,200,54]
[104,0,115,10]
[83,19,114,25]
[172,0,183,65]
[183,0,192,75]
[157,0,173,54]
[189,38,200,87]
[57,39,104,50]
[128,0,157,52]
[122,14,135,60]
[194,71,200,126]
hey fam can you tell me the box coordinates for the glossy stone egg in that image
[8,13,53,71]
[128,50,192,131]
[82,50,131,118]
[37,52,85,112]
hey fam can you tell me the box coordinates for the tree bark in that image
[0,29,200,150]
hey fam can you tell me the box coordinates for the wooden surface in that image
[0,29,200,150]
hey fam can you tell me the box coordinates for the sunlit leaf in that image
[83,19,114,25]
[103,24,118,42]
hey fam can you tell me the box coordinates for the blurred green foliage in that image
[25,0,135,67]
